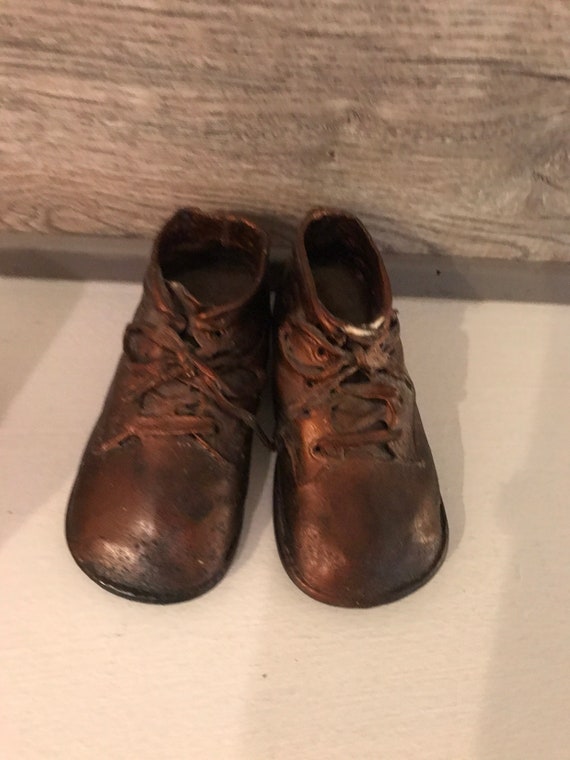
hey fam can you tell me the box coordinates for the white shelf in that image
[1,276,569,760]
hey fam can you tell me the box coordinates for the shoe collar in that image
[144,207,268,326]
[294,207,393,338]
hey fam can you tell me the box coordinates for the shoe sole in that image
[68,542,238,605]
[66,503,244,605]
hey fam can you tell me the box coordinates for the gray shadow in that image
[400,294,469,557]
[240,231,471,758]
[478,315,570,758]
[2,226,569,304]
[0,274,84,544]
[0,235,148,544]
[382,232,473,556]
[0,234,147,428]
[0,242,147,283]
[0,275,84,420]
[232,383,274,572]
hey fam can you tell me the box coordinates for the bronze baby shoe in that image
[66,208,270,603]
[273,209,448,607]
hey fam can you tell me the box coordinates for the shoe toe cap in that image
[288,505,447,608]
[277,460,448,607]
[66,443,242,603]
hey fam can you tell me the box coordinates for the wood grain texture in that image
[0,0,569,260]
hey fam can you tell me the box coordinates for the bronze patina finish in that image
[273,209,448,607]
[66,208,270,603]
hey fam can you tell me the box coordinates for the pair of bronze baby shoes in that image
[66,208,448,607]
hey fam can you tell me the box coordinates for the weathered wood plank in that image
[1,0,569,260]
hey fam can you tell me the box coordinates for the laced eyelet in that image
[312,443,322,455]
[316,346,326,357]
[213,329,223,338]
[306,379,315,388]
[301,408,311,418]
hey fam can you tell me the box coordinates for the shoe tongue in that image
[161,280,219,353]
[166,279,202,321]
[342,314,387,338]
[300,276,389,340]
[294,262,390,342]
[165,280,225,342]
[165,279,241,351]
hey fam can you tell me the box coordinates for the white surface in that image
[1,276,569,760]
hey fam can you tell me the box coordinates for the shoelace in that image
[279,312,409,457]
[99,316,274,457]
